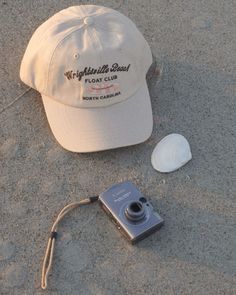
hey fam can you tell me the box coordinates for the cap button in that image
[84,17,94,25]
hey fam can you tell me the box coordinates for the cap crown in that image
[20,5,152,108]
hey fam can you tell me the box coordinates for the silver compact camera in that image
[99,181,164,244]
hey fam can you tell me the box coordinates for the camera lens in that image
[125,201,146,221]
[130,202,142,212]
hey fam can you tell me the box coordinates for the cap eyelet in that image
[74,53,79,59]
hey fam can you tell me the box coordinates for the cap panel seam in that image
[45,25,85,94]
[93,18,135,33]
[81,4,104,56]
[90,26,103,62]
[45,9,108,94]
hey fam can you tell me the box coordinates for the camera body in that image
[99,181,164,244]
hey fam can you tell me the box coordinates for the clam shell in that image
[151,134,192,173]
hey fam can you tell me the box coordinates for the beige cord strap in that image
[41,196,99,290]
[0,87,31,115]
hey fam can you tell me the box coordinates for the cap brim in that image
[41,81,153,152]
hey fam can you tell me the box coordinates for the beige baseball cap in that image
[20,5,153,152]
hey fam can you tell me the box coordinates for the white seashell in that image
[151,134,192,173]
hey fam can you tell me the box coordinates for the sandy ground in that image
[0,0,236,294]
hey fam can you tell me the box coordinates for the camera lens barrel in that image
[125,201,146,221]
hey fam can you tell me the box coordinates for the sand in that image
[0,0,235,294]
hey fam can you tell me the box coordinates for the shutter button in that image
[84,17,94,25]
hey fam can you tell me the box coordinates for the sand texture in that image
[0,0,236,294]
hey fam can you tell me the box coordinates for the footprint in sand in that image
[0,241,27,289]
[191,15,212,31]
[2,264,27,288]
[0,240,15,261]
